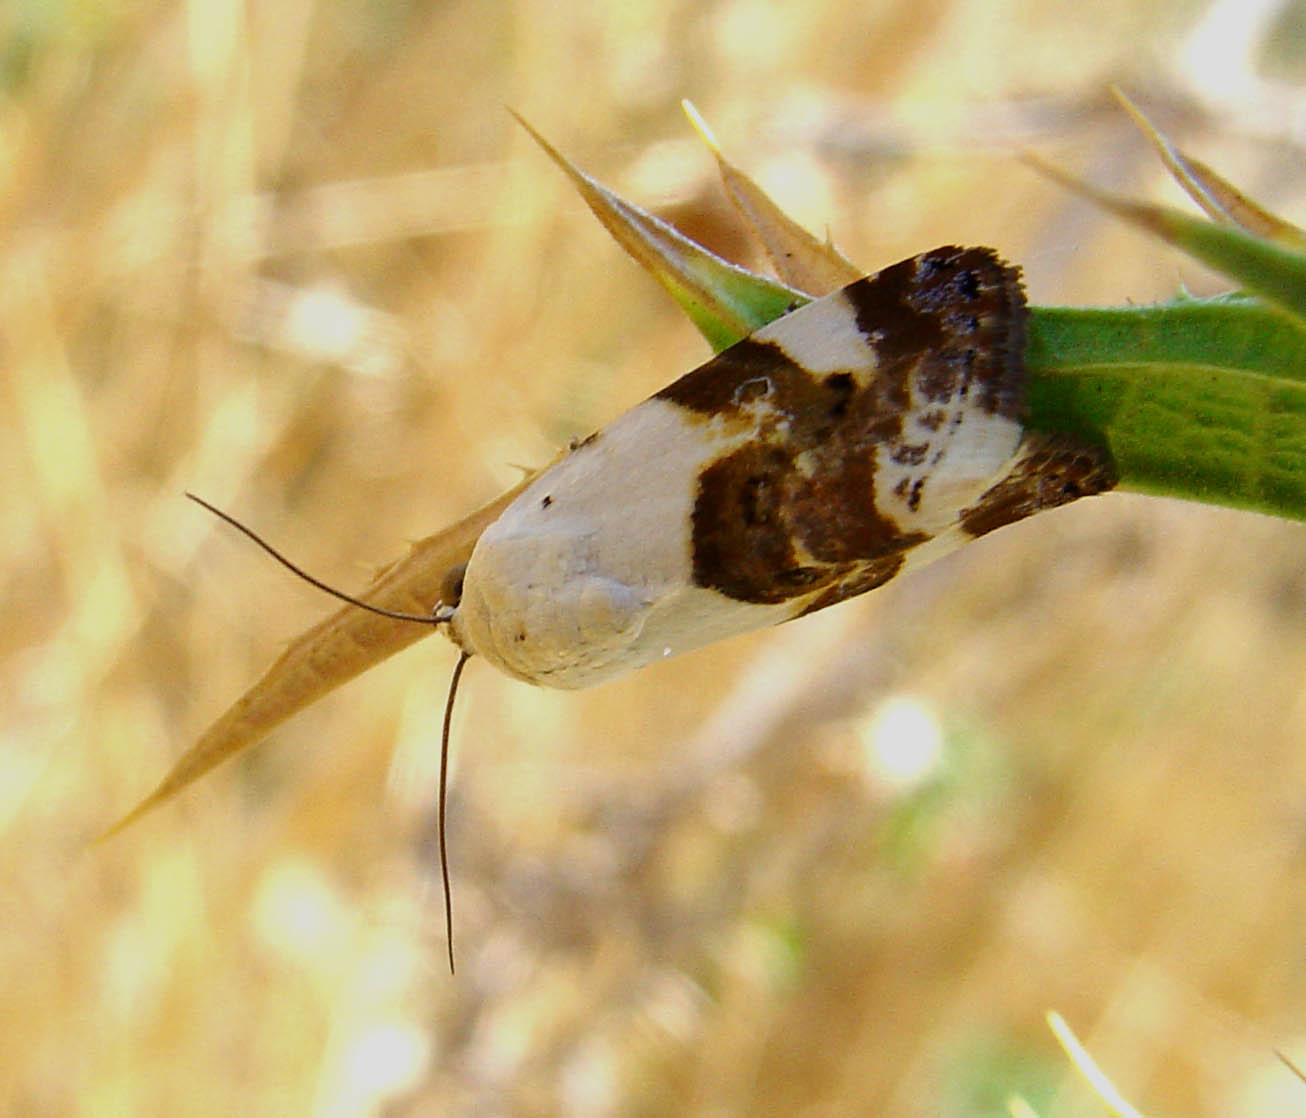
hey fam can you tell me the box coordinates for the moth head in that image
[439,559,486,664]
[434,561,466,625]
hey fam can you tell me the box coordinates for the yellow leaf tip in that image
[1108,84,1141,116]
[91,798,158,846]
[681,100,721,154]
[92,776,185,845]
[506,108,552,154]
[507,109,587,190]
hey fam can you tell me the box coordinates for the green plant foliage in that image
[1027,299,1306,519]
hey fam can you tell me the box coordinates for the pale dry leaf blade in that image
[681,100,861,297]
[97,481,529,838]
[1113,86,1306,249]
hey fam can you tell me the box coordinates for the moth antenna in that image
[185,492,447,625]
[189,491,471,972]
[1277,1049,1306,1087]
[439,651,471,974]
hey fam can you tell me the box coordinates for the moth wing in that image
[656,246,1031,614]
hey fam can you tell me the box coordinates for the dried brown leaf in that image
[681,100,861,297]
[98,478,532,838]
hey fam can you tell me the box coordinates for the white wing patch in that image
[753,288,881,381]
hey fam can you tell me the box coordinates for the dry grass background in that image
[7,1,1306,1114]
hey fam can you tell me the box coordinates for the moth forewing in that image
[449,246,1090,689]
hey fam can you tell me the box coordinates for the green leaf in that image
[1026,297,1306,520]
[511,111,804,352]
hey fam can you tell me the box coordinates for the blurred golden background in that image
[7,1,1306,1114]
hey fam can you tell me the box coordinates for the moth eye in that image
[440,562,467,608]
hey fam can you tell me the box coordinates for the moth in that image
[443,245,1110,687]
[166,245,1115,972]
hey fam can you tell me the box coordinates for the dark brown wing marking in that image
[656,247,1030,607]
[960,435,1117,538]
[844,247,1026,422]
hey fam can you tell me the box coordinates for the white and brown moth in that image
[157,244,1115,971]
[443,245,1113,688]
